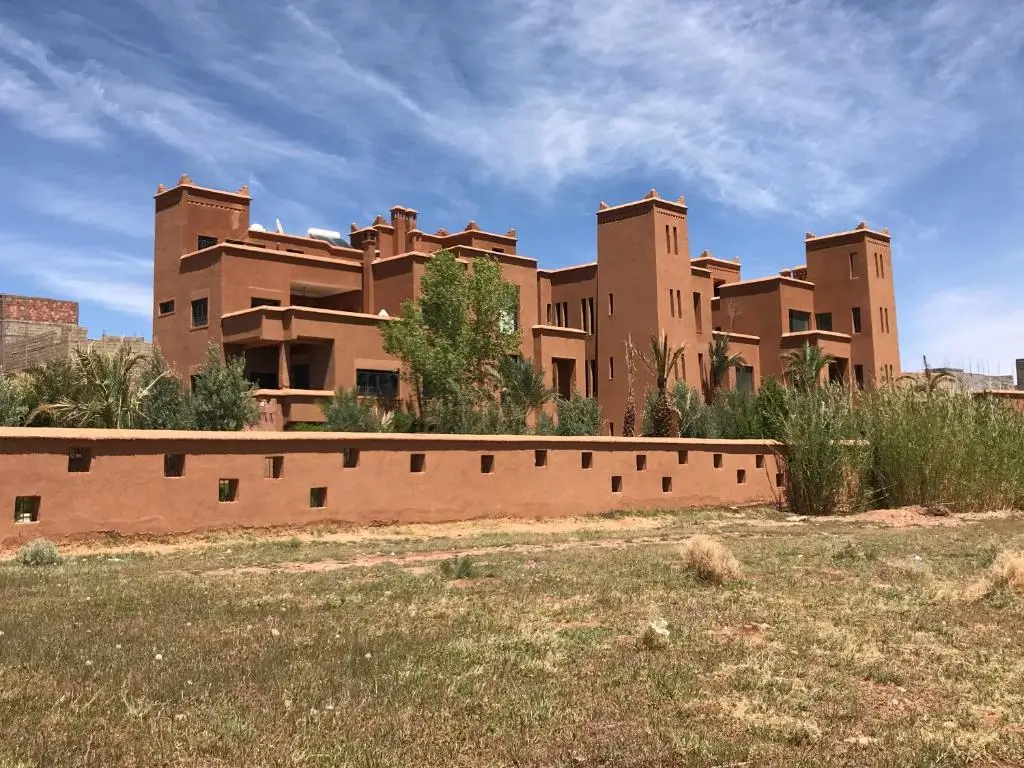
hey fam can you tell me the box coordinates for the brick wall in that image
[0,429,784,544]
[0,295,79,325]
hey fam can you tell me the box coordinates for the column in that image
[278,342,291,389]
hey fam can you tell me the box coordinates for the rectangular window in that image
[698,352,705,381]
[310,487,327,508]
[546,303,552,324]
[665,224,671,253]
[265,456,284,479]
[736,366,754,393]
[251,297,282,308]
[608,356,615,380]
[587,298,595,334]
[197,235,218,250]
[884,307,890,333]
[218,479,239,503]
[554,303,563,326]
[815,312,833,332]
[158,300,175,316]
[852,307,862,334]
[879,306,885,332]
[589,359,598,397]
[673,226,679,255]
[164,454,185,478]
[492,247,505,254]
[14,496,40,523]
[191,298,209,328]
[881,255,886,279]
[669,289,675,317]
[584,359,592,397]
[581,298,589,332]
[788,309,811,333]
[356,369,399,398]
[854,364,865,389]
[693,292,702,333]
[608,293,614,316]
[849,252,858,279]
[561,302,569,328]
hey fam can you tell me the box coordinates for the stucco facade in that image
[152,178,900,430]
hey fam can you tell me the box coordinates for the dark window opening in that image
[736,366,755,394]
[678,450,688,464]
[191,298,209,328]
[582,451,593,469]
[164,454,186,477]
[815,312,833,332]
[14,496,40,523]
[611,475,623,493]
[713,453,723,469]
[713,280,724,298]
[662,476,673,493]
[636,454,647,471]
[266,456,284,479]
[608,293,614,316]
[68,447,92,473]
[356,369,399,399]
[755,454,765,469]
[410,453,426,473]
[158,300,175,316]
[290,364,311,390]
[251,297,282,308]
[310,487,327,508]
[672,226,679,255]
[218,479,239,503]
[854,364,865,389]
[852,307,862,334]
[342,447,360,468]
[248,372,279,390]
[737,469,747,484]
[492,247,505,254]
[849,251,858,279]
[535,449,548,467]
[776,472,784,487]
[197,235,218,250]
[481,455,495,474]
[788,310,811,333]
[693,292,703,333]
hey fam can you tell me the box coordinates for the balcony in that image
[221,306,388,344]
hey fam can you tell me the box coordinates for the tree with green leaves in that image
[27,340,166,429]
[706,334,746,400]
[139,348,194,430]
[0,374,28,426]
[381,249,520,430]
[498,355,553,430]
[783,342,835,392]
[622,337,639,437]
[640,332,685,437]
[190,345,260,431]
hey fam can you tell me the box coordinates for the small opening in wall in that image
[755,454,765,469]
[611,475,623,493]
[14,496,40,523]
[535,449,548,467]
[636,454,647,471]
[662,476,673,493]
[776,472,784,488]
[164,454,185,478]
[265,456,284,479]
[309,487,327,509]
[219,479,239,503]
[410,453,426,473]
[342,447,360,469]
[737,469,747,484]
[713,453,723,469]
[582,451,593,469]
[481,454,495,474]
[678,450,688,465]
[68,447,92,473]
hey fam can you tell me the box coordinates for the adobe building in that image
[151,177,901,430]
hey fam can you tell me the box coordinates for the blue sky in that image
[1,0,1023,375]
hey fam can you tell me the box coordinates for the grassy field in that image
[2,507,1024,767]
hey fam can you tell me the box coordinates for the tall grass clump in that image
[779,385,867,516]
[859,388,1024,512]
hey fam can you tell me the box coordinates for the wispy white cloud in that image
[0,235,151,318]
[0,20,350,176]
[121,0,1024,216]
[12,177,152,239]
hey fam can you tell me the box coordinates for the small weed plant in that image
[16,539,61,566]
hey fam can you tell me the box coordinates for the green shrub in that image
[16,539,61,566]
[673,381,708,437]
[706,390,761,439]
[439,555,476,579]
[555,392,603,436]
[779,386,867,516]
[0,374,28,426]
[190,346,259,431]
[322,387,386,432]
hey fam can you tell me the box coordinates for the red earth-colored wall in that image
[0,428,783,545]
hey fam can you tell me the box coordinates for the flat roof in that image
[718,274,815,292]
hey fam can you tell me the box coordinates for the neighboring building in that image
[899,367,1013,393]
[0,293,150,374]
[152,177,901,430]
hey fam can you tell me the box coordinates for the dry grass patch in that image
[680,535,742,584]
[960,549,1024,602]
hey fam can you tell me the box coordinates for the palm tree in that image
[27,340,167,428]
[706,334,746,400]
[783,342,835,392]
[498,356,553,426]
[641,332,686,437]
[622,336,639,437]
